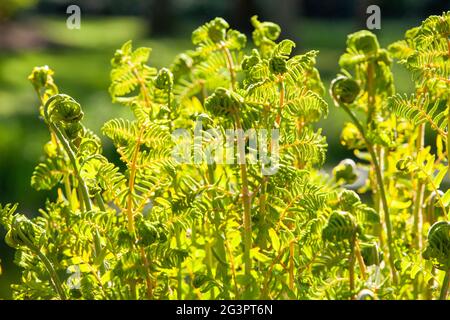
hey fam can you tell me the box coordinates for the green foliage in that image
[423,221,450,270]
[322,210,358,242]
[1,13,450,300]
[387,93,447,139]
[331,11,450,300]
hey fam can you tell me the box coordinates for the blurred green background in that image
[0,0,448,299]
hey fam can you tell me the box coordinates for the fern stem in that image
[366,144,398,284]
[234,112,253,278]
[439,269,450,300]
[50,124,92,211]
[354,239,367,279]
[50,124,110,279]
[341,105,398,284]
[207,164,229,282]
[124,77,165,297]
[275,79,285,126]
[222,46,237,91]
[366,61,375,126]
[240,156,253,278]
[424,266,436,300]
[77,185,85,212]
[419,167,448,217]
[175,224,183,299]
[130,54,164,299]
[413,124,425,251]
[224,238,239,298]
[19,229,66,300]
[349,235,356,299]
[288,241,295,291]
[446,38,450,181]
[126,125,145,233]
[447,98,450,180]
[222,45,252,279]
[95,192,107,212]
[412,130,425,301]
[167,83,173,131]
[35,248,67,300]
[257,103,271,249]
[128,61,152,109]
[261,246,288,298]
[139,246,153,299]
[202,217,215,297]
[257,176,268,249]
[63,176,72,209]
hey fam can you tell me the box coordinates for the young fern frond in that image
[282,89,328,123]
[31,157,67,191]
[396,147,448,216]
[387,93,448,140]
[109,41,157,106]
[280,127,327,167]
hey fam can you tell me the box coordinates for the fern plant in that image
[1,13,450,300]
[386,11,450,299]
[331,30,398,284]
[329,12,450,300]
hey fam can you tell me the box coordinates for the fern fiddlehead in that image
[331,70,398,284]
[423,221,450,299]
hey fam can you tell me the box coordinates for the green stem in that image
[240,155,253,278]
[439,269,450,300]
[447,99,450,180]
[77,185,85,212]
[349,235,356,299]
[341,105,398,284]
[366,61,375,126]
[202,218,215,298]
[275,80,285,126]
[257,177,268,249]
[288,241,295,291]
[51,123,92,211]
[412,123,425,299]
[175,225,182,299]
[207,164,229,280]
[95,192,107,212]
[42,98,109,281]
[257,103,271,250]
[222,45,252,279]
[167,84,173,132]
[222,46,237,91]
[354,239,367,279]
[18,229,66,300]
[35,249,67,300]
[413,124,426,251]
[412,165,424,300]
[446,38,450,180]
[234,112,253,278]
[426,266,436,300]
[63,176,72,208]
